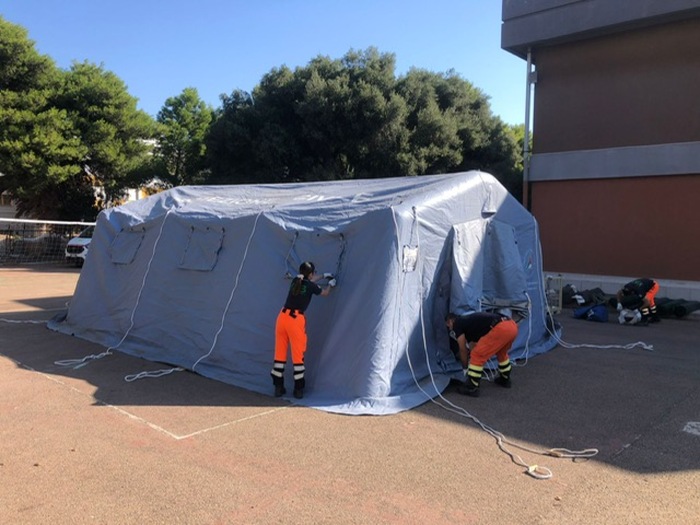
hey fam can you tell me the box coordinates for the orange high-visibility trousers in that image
[645,281,659,307]
[469,319,518,367]
[274,310,307,365]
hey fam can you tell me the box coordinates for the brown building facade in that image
[502,0,700,282]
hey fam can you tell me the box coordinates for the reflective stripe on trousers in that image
[271,309,307,383]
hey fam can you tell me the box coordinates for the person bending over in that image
[616,278,660,325]
[445,311,518,397]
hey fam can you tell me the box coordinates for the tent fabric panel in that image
[48,171,560,415]
[300,209,405,402]
[109,228,146,265]
[482,220,529,302]
[177,224,225,271]
[450,219,486,314]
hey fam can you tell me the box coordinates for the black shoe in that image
[293,388,304,399]
[494,375,512,388]
[638,317,650,326]
[274,385,286,397]
[457,382,480,397]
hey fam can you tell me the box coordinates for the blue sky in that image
[1,0,527,125]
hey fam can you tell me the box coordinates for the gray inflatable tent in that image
[49,171,558,415]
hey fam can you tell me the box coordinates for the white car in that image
[65,226,94,266]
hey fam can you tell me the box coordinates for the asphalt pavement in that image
[1,266,698,524]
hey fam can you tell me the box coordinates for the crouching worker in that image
[271,261,335,399]
[445,311,518,397]
[616,278,660,325]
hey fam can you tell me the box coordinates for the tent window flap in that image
[110,229,145,265]
[179,226,225,271]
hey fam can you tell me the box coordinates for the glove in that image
[328,278,337,287]
[323,273,334,279]
[616,302,623,312]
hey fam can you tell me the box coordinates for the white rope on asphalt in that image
[124,366,185,382]
[392,206,599,480]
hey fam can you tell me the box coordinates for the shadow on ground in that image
[2,297,699,475]
[1,308,272,412]
[415,311,700,476]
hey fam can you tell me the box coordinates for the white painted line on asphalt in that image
[682,422,700,436]
[3,353,290,440]
[174,407,290,440]
[99,400,289,440]
[95,400,185,440]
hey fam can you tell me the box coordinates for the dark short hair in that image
[445,312,458,322]
[299,261,315,277]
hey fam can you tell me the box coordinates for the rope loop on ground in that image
[526,465,553,480]
[124,367,184,382]
[547,447,599,459]
[55,350,113,369]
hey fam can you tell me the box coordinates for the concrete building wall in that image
[502,2,700,284]
[533,18,700,152]
[530,17,700,281]
[532,175,700,281]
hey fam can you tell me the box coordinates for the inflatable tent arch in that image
[49,171,558,415]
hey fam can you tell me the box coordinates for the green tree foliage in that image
[206,48,523,198]
[395,69,464,175]
[207,49,410,183]
[52,61,154,208]
[0,16,154,219]
[205,89,257,184]
[502,123,529,201]
[153,87,214,186]
[2,16,524,216]
[0,17,54,92]
[0,17,85,218]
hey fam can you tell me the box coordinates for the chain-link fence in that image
[0,219,96,266]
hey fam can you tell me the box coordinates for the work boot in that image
[457,380,480,397]
[459,365,483,397]
[293,376,305,399]
[639,307,651,326]
[650,305,661,323]
[494,375,512,388]
[497,359,512,388]
[271,362,285,396]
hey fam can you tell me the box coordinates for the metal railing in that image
[0,219,96,266]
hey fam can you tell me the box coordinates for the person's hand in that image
[328,278,337,287]
[616,302,623,312]
[323,272,334,279]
